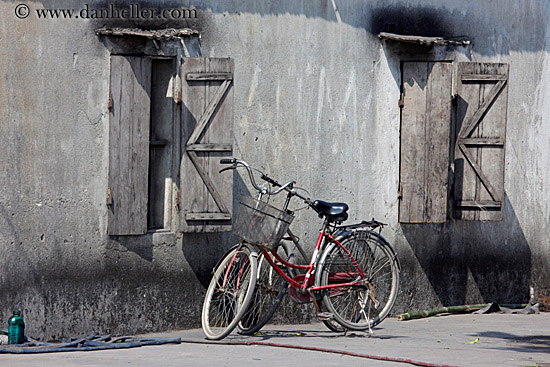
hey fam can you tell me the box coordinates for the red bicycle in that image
[201,159,400,340]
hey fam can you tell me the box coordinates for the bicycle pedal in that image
[317,312,334,320]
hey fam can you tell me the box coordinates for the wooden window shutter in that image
[180,58,234,232]
[399,61,452,223]
[108,56,151,235]
[454,62,509,221]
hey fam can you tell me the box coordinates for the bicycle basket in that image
[233,195,294,250]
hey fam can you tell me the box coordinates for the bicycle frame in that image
[259,220,367,295]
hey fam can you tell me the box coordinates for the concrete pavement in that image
[1,313,549,366]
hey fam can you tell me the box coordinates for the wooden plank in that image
[461,74,507,81]
[455,63,479,219]
[456,200,501,208]
[186,143,232,152]
[185,213,232,220]
[204,58,234,229]
[108,56,151,235]
[186,72,233,81]
[379,32,471,46]
[477,63,508,221]
[399,62,428,223]
[425,62,452,223]
[399,62,451,223]
[461,138,504,146]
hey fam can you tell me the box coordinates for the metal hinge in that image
[107,91,113,110]
[398,93,404,108]
[397,183,402,199]
[106,187,112,206]
[175,191,181,211]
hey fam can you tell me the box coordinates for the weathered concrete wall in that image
[0,0,549,339]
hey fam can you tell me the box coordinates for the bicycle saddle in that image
[312,200,349,222]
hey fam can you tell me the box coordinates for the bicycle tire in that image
[238,241,294,335]
[317,230,399,331]
[201,244,258,340]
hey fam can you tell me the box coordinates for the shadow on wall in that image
[401,195,531,307]
[180,171,250,289]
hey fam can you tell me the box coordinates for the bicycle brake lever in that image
[219,166,235,174]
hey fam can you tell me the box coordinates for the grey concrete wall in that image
[0,0,549,339]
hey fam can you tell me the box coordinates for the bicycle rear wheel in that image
[318,230,399,331]
[201,244,258,340]
[238,241,293,335]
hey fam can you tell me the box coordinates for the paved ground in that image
[1,313,549,366]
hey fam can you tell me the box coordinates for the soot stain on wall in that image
[369,6,454,38]
[89,0,203,32]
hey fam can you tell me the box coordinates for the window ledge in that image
[96,27,199,40]
[379,32,470,47]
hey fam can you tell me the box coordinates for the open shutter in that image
[399,62,452,223]
[108,56,151,235]
[180,58,233,232]
[454,63,508,221]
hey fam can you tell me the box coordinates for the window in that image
[108,55,177,234]
[398,62,509,223]
[107,55,234,235]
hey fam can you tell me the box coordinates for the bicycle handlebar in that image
[219,158,311,203]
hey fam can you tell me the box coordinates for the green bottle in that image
[8,310,25,344]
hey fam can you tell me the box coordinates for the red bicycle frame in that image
[260,224,366,295]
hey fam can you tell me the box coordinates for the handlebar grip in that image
[261,174,281,187]
[220,158,235,164]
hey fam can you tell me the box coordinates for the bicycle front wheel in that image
[318,230,399,331]
[201,244,258,340]
[238,241,293,335]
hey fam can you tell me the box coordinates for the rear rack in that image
[337,219,385,231]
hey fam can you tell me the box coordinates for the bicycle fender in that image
[211,242,259,275]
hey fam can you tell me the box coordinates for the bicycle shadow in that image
[240,326,405,341]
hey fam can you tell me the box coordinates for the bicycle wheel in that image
[318,230,399,331]
[201,244,258,340]
[238,241,293,335]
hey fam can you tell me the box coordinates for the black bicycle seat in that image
[312,200,349,222]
